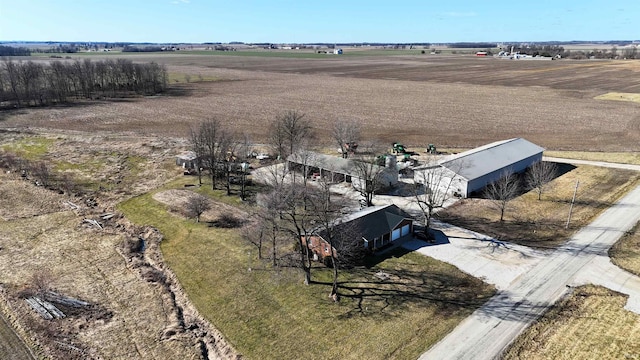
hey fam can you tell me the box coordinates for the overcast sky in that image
[0,0,637,43]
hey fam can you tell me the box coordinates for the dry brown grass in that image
[0,179,200,359]
[545,150,640,165]
[439,165,640,248]
[610,222,640,276]
[2,55,640,152]
[503,285,640,360]
[595,92,640,103]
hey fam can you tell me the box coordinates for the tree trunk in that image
[272,226,277,267]
[298,238,311,285]
[330,255,339,302]
[226,166,231,196]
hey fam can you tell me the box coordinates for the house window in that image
[363,239,369,248]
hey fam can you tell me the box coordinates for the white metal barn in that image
[414,138,545,198]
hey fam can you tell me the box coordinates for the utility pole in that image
[566,179,580,229]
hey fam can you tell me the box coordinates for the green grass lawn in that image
[118,178,495,360]
[1,136,57,160]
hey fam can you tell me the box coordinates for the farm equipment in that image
[392,142,406,154]
[392,142,419,156]
[427,144,437,154]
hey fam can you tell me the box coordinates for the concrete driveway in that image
[419,183,640,360]
[403,221,546,290]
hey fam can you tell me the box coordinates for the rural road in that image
[420,182,640,360]
[544,156,640,171]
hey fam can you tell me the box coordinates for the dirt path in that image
[0,309,36,360]
[420,183,640,360]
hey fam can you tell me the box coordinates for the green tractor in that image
[392,142,406,154]
[427,144,437,154]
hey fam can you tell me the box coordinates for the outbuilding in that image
[287,151,398,188]
[175,151,198,170]
[414,138,544,198]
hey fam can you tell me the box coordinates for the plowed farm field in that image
[2,54,640,151]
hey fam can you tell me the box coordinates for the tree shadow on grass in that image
[328,266,495,320]
[436,214,571,249]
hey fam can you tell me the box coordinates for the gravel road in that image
[420,183,640,360]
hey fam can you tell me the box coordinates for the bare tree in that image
[241,217,265,260]
[185,194,211,222]
[526,161,557,200]
[278,183,315,284]
[351,144,392,207]
[288,149,317,186]
[189,124,205,185]
[237,132,253,162]
[310,179,366,301]
[268,110,313,160]
[484,169,520,222]
[332,119,361,158]
[414,159,465,230]
[31,161,54,188]
[256,190,286,267]
[262,161,290,189]
[196,119,232,190]
[223,134,239,196]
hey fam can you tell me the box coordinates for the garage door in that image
[392,229,401,241]
[401,224,410,237]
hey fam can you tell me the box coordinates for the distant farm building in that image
[414,138,544,198]
[175,151,197,169]
[303,204,414,260]
[287,151,398,189]
[475,51,488,56]
[333,48,343,55]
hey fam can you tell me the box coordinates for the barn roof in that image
[287,152,386,177]
[440,138,544,181]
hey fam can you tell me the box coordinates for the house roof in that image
[316,204,412,242]
[287,151,386,177]
[440,138,544,181]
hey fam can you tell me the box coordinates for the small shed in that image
[175,151,197,170]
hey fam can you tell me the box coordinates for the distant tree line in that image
[501,44,568,57]
[502,44,640,59]
[450,42,497,49]
[0,46,30,56]
[123,45,180,52]
[0,58,168,108]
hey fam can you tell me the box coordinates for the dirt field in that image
[0,170,241,359]
[1,52,639,358]
[1,54,639,151]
